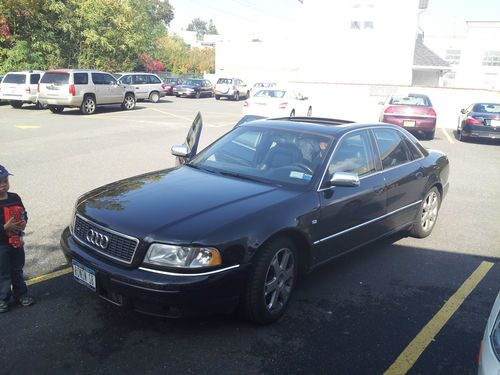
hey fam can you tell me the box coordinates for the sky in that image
[168,0,500,38]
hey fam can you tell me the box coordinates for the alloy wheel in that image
[421,190,439,232]
[264,247,295,313]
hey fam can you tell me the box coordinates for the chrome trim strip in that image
[74,214,139,265]
[313,200,422,245]
[383,113,436,118]
[138,264,240,276]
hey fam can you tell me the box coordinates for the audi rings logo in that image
[86,229,110,249]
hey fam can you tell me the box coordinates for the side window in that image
[402,135,423,160]
[102,74,116,85]
[133,75,147,85]
[328,131,376,178]
[30,74,41,84]
[74,73,88,85]
[373,129,411,169]
[120,75,132,84]
[91,73,104,85]
[149,75,161,84]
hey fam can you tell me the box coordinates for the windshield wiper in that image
[218,171,265,184]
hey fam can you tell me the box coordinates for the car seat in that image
[262,143,302,169]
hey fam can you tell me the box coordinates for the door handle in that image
[415,172,424,179]
[373,185,385,194]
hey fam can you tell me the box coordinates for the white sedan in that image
[243,88,312,118]
[478,292,500,375]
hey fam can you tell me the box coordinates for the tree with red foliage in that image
[139,53,164,72]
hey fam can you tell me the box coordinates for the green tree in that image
[186,18,207,40]
[207,19,218,35]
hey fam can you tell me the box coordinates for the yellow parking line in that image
[26,267,72,286]
[441,128,455,144]
[15,125,40,129]
[384,261,494,375]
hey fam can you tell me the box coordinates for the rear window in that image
[3,74,26,84]
[165,78,181,84]
[74,73,88,85]
[473,103,500,114]
[40,72,70,85]
[217,78,233,84]
[389,95,431,106]
[30,74,41,84]
[254,90,286,98]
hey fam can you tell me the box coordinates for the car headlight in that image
[143,244,221,268]
[69,204,77,235]
[491,312,500,360]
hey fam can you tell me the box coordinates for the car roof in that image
[4,70,45,74]
[238,118,396,136]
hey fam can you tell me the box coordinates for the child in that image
[0,164,35,313]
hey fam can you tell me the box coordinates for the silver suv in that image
[0,70,45,109]
[215,78,249,101]
[37,69,136,114]
[117,73,165,103]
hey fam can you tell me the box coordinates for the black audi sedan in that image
[60,114,449,323]
[457,102,500,142]
[173,79,214,98]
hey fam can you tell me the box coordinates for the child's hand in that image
[3,217,23,232]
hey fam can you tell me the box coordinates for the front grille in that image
[73,215,139,264]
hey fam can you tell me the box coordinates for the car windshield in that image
[184,79,202,86]
[3,74,26,84]
[190,126,332,187]
[217,78,233,84]
[254,90,286,98]
[166,78,180,84]
[473,103,500,114]
[389,95,431,106]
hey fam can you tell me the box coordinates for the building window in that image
[482,51,500,66]
[350,21,361,29]
[445,49,461,65]
[349,1,375,30]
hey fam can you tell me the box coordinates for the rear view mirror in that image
[171,144,190,158]
[330,172,360,187]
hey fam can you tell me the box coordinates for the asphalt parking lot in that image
[0,97,499,374]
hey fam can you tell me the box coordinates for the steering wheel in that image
[289,162,314,174]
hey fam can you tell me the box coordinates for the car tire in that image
[307,107,312,117]
[195,91,201,99]
[426,130,435,140]
[410,187,441,238]
[149,91,160,103]
[246,91,250,99]
[242,237,297,324]
[457,127,468,142]
[48,105,64,114]
[233,92,240,101]
[10,101,23,109]
[121,93,136,110]
[290,110,295,117]
[81,95,96,115]
[215,95,220,100]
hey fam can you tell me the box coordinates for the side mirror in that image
[330,172,360,187]
[377,101,385,105]
[460,108,467,114]
[171,144,190,157]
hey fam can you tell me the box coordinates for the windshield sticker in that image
[289,171,312,181]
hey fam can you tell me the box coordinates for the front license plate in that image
[403,120,416,127]
[72,260,96,291]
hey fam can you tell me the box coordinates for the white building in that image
[425,21,500,90]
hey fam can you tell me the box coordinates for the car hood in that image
[76,167,300,244]
[176,84,200,89]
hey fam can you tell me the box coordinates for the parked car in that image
[0,70,46,109]
[215,78,249,101]
[117,73,165,103]
[456,102,500,142]
[249,82,277,96]
[243,88,312,118]
[60,114,449,323]
[162,77,183,95]
[379,93,437,140]
[478,292,500,375]
[173,79,214,98]
[37,69,136,115]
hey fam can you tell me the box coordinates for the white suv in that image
[215,78,249,101]
[37,69,136,115]
[0,70,45,109]
[117,73,165,103]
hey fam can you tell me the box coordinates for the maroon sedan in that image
[379,94,437,140]
[162,77,183,96]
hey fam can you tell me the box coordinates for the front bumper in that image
[174,90,196,98]
[60,227,246,317]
